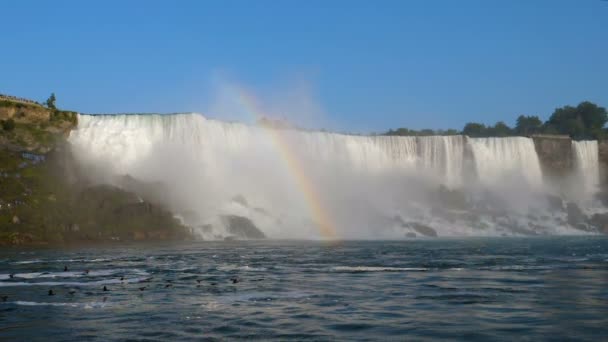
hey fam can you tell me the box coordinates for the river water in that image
[1,237,607,341]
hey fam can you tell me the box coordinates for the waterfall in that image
[468,137,543,189]
[69,113,591,238]
[572,140,600,198]
[417,135,464,189]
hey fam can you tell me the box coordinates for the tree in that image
[385,128,417,136]
[45,93,56,110]
[545,101,607,139]
[418,129,436,136]
[515,115,543,136]
[462,122,487,137]
[490,121,513,137]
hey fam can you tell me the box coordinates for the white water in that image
[417,136,464,189]
[68,113,595,239]
[469,137,543,189]
[572,140,600,200]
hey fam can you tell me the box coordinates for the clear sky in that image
[2,0,607,133]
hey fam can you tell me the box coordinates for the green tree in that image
[515,115,543,136]
[462,122,487,137]
[545,101,607,139]
[490,121,512,137]
[443,129,460,135]
[45,93,56,110]
[418,129,436,136]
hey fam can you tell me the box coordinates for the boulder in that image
[589,213,608,234]
[221,215,266,239]
[566,202,587,226]
[546,194,564,211]
[408,222,438,237]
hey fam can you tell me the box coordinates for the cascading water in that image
[469,137,543,189]
[417,135,464,189]
[572,140,600,200]
[69,113,597,239]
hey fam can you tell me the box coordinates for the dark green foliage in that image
[383,128,460,136]
[384,101,606,140]
[50,110,78,124]
[462,122,487,137]
[1,119,15,131]
[489,121,513,137]
[545,102,607,140]
[515,115,543,136]
[45,93,56,110]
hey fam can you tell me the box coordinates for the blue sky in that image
[1,0,607,133]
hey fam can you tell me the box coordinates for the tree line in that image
[384,101,608,140]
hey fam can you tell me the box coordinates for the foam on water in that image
[7,301,108,309]
[330,266,429,272]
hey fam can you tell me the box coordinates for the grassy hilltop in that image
[0,95,189,246]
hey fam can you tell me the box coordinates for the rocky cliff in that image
[531,135,574,185]
[0,99,189,245]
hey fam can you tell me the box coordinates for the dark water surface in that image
[1,237,607,341]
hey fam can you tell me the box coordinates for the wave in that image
[330,266,429,272]
[0,269,148,280]
[0,276,151,287]
[217,265,268,272]
[6,301,108,309]
[11,258,113,265]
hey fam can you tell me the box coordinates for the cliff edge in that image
[0,96,189,246]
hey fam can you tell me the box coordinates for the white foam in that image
[8,301,108,308]
[217,264,267,272]
[330,266,428,272]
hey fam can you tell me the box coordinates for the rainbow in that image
[233,87,337,239]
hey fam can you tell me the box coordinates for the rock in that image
[408,222,438,237]
[546,194,564,211]
[231,195,248,207]
[132,231,146,241]
[566,202,587,226]
[589,213,608,234]
[532,135,573,181]
[221,215,266,239]
[437,185,469,210]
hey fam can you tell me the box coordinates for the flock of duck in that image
[1,265,244,303]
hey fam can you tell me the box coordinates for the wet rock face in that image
[566,202,587,226]
[532,135,574,181]
[222,215,266,239]
[408,222,438,237]
[546,194,564,211]
[590,213,608,234]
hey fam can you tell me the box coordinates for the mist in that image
[68,98,602,239]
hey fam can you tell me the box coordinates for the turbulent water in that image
[573,141,600,201]
[469,137,543,189]
[1,238,607,340]
[68,113,602,239]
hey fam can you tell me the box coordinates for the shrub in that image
[1,119,15,131]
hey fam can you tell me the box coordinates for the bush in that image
[1,119,15,131]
